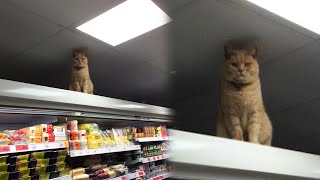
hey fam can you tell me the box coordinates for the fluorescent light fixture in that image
[77,0,172,46]
[245,0,320,34]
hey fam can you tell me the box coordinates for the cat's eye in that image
[231,63,237,67]
[245,63,251,67]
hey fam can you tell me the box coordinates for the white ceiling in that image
[0,0,320,153]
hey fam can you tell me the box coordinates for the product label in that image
[0,146,10,152]
[15,145,29,151]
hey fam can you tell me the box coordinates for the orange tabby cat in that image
[69,50,94,94]
[216,45,272,145]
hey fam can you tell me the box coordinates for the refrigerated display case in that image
[0,79,174,180]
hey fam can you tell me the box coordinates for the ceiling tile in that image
[10,0,122,27]
[261,41,320,114]
[224,0,320,40]
[116,25,171,62]
[152,0,193,16]
[0,1,62,60]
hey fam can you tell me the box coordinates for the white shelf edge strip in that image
[147,172,173,180]
[135,137,171,142]
[109,171,145,180]
[70,145,141,157]
[51,175,72,180]
[0,142,66,155]
[141,154,171,163]
[170,130,320,179]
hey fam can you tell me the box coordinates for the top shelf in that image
[0,79,173,121]
[135,137,172,142]
[170,130,320,180]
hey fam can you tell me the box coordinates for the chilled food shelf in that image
[0,142,67,155]
[69,145,141,157]
[110,171,145,180]
[141,154,171,163]
[147,172,173,180]
[135,137,171,142]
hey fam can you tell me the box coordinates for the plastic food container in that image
[36,159,49,167]
[56,156,66,164]
[57,149,68,156]
[35,166,47,175]
[67,120,78,131]
[39,173,50,180]
[31,151,51,159]
[0,164,8,172]
[0,156,7,165]
[19,169,30,178]
[0,172,9,179]
[60,168,69,176]
[16,162,29,171]
[70,131,79,140]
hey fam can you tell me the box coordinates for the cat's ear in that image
[72,51,78,57]
[82,50,88,57]
[246,47,257,59]
[224,44,235,60]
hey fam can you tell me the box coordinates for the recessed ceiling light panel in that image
[245,0,320,34]
[77,0,172,46]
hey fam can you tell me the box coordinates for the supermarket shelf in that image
[135,137,171,142]
[0,79,173,120]
[51,176,72,180]
[140,154,171,163]
[0,142,67,155]
[147,172,173,180]
[70,145,141,157]
[170,130,320,180]
[110,171,145,180]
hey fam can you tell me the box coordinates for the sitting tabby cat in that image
[69,49,94,94]
[216,45,272,145]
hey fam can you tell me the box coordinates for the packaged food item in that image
[36,159,50,167]
[80,139,87,150]
[19,169,30,178]
[56,156,66,164]
[39,124,54,143]
[151,127,156,137]
[0,164,8,172]
[72,174,90,180]
[30,151,51,160]
[0,133,8,139]
[0,156,7,165]
[0,139,10,145]
[5,129,27,145]
[67,120,78,131]
[61,168,69,176]
[155,125,162,137]
[69,140,81,150]
[9,154,29,164]
[16,162,29,171]
[57,149,68,156]
[78,123,99,133]
[0,172,9,179]
[39,173,50,180]
[161,125,168,137]
[78,130,86,140]
[87,131,104,149]
[70,130,79,140]
[53,125,67,142]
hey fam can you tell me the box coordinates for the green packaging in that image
[0,156,7,165]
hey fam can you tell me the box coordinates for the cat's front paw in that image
[232,128,243,141]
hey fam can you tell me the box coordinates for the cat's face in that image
[224,47,259,84]
[72,51,88,68]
